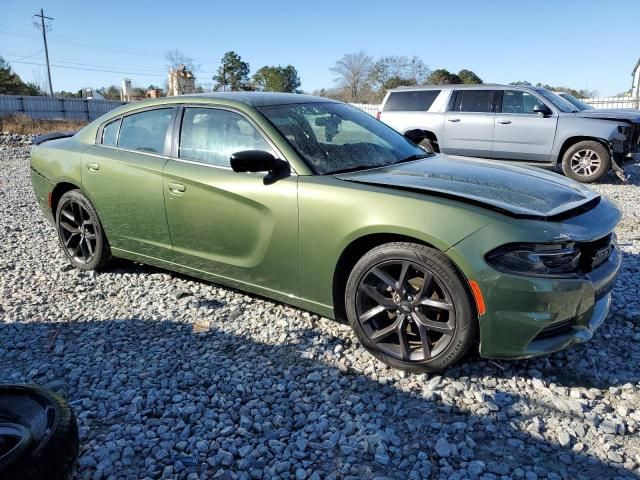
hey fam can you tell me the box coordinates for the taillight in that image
[376,112,381,120]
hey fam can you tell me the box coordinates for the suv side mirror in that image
[533,104,552,117]
[230,150,290,183]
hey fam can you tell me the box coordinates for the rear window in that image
[383,90,440,112]
[451,90,495,113]
[118,108,173,154]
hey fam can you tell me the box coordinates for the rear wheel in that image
[561,140,610,183]
[345,242,476,372]
[55,190,111,270]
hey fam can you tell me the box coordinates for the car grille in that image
[534,319,574,340]
[577,233,614,272]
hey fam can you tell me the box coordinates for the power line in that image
[33,9,54,96]
[8,59,167,77]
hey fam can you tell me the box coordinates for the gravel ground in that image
[1,132,639,480]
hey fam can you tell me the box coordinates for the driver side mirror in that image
[230,150,290,183]
[533,104,552,117]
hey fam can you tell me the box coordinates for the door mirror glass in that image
[533,104,552,116]
[230,150,289,175]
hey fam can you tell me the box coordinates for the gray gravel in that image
[1,132,639,480]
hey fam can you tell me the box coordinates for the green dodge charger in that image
[30,93,622,371]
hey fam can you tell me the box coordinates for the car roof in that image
[167,92,338,107]
[389,84,544,93]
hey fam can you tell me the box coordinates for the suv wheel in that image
[561,141,610,183]
[344,242,476,372]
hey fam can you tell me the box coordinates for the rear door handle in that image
[497,120,512,124]
[87,162,100,173]
[447,118,461,123]
[168,182,186,194]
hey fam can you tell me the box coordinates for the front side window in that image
[452,90,495,113]
[383,90,440,112]
[117,108,173,154]
[500,90,542,114]
[179,108,272,167]
[257,102,428,175]
[536,89,579,113]
[101,118,120,146]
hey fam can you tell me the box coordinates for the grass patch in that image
[0,115,88,136]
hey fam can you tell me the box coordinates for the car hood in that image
[335,155,600,219]
[575,109,640,123]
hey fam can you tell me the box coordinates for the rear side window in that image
[117,108,173,154]
[451,90,495,113]
[383,91,440,112]
[101,119,120,146]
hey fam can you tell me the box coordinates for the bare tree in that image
[368,55,429,91]
[330,51,373,102]
[165,50,198,73]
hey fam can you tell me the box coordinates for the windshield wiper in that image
[393,154,432,165]
[329,164,382,174]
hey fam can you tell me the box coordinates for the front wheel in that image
[55,190,111,271]
[561,141,610,183]
[345,242,477,372]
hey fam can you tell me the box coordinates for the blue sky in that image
[1,0,638,97]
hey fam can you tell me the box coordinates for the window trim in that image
[170,104,297,175]
[100,117,122,146]
[95,105,178,157]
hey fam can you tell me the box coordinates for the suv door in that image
[162,106,299,296]
[443,89,496,157]
[81,107,175,259]
[492,90,558,162]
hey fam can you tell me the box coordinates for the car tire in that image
[345,242,477,372]
[55,189,111,271]
[561,140,610,183]
[0,385,79,480]
[418,138,437,153]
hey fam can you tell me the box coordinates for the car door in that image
[81,107,175,259]
[492,90,558,162]
[443,89,496,158]
[162,106,299,296]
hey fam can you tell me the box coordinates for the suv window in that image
[452,90,495,113]
[179,108,271,167]
[501,90,542,114]
[383,90,440,112]
[101,118,120,146]
[118,108,173,154]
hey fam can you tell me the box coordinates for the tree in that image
[330,51,373,102]
[457,69,483,84]
[252,65,301,93]
[382,76,417,91]
[0,57,44,95]
[425,69,462,85]
[368,55,429,91]
[213,51,251,91]
[97,85,121,101]
[165,50,197,73]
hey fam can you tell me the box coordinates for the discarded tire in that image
[0,385,78,480]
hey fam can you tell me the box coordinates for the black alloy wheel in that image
[345,242,476,372]
[55,190,111,271]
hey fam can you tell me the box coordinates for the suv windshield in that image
[257,102,429,174]
[535,89,579,113]
[557,93,594,111]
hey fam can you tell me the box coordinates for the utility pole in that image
[34,9,54,96]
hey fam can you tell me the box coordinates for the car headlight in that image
[486,242,581,277]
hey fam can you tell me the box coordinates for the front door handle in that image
[168,182,186,194]
[87,162,100,173]
[497,120,512,124]
[447,118,461,123]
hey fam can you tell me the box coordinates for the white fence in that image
[582,96,639,110]
[350,103,380,116]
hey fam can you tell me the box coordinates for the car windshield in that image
[557,93,594,111]
[256,102,429,174]
[535,89,579,113]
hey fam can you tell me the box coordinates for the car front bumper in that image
[476,245,620,359]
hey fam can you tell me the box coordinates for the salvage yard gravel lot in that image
[1,133,639,480]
